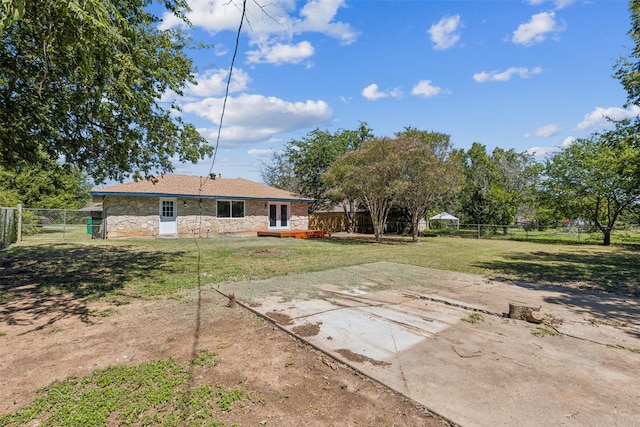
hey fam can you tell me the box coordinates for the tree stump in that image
[508,303,543,324]
[227,292,236,308]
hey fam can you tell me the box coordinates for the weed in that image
[284,360,295,367]
[607,344,640,354]
[47,325,63,334]
[0,331,5,337]
[191,349,222,368]
[98,307,118,317]
[462,313,484,324]
[0,358,249,427]
[216,385,243,412]
[531,327,560,337]
[166,335,176,343]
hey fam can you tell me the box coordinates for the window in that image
[217,200,245,218]
[161,200,174,218]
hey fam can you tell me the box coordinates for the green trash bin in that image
[87,218,92,235]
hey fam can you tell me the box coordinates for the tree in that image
[1,0,212,183]
[323,137,406,241]
[542,135,640,246]
[394,128,463,241]
[0,161,91,208]
[458,143,538,232]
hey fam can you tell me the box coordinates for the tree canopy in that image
[542,134,640,245]
[1,0,212,183]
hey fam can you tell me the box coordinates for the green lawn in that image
[2,235,638,300]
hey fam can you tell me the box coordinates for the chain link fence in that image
[19,208,103,243]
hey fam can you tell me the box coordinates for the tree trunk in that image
[603,229,611,246]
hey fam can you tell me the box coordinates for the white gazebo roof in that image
[430,212,458,221]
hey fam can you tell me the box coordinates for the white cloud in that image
[361,83,397,100]
[186,69,250,97]
[576,106,640,130]
[525,124,559,137]
[182,94,332,145]
[428,15,462,50]
[512,12,565,46]
[527,146,560,156]
[527,0,576,9]
[294,0,358,45]
[562,136,576,147]
[473,66,542,82]
[247,41,315,65]
[411,80,443,97]
[248,148,276,159]
[159,0,357,65]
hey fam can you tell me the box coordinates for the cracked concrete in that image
[215,262,640,426]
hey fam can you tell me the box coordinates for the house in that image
[90,174,313,239]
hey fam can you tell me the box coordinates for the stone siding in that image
[101,196,308,238]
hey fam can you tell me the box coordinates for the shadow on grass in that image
[474,249,639,297]
[476,249,640,338]
[0,244,185,333]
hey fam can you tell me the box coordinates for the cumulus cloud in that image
[247,41,315,65]
[512,12,565,46]
[294,0,358,45]
[186,69,251,97]
[527,146,560,156]
[362,83,401,100]
[562,136,576,147]
[182,94,332,145]
[159,0,357,65]
[576,106,640,130]
[525,124,559,137]
[411,80,443,97]
[428,15,462,50]
[473,66,542,82]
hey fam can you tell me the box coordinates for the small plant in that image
[462,313,484,324]
[284,360,295,367]
[191,349,222,367]
[607,344,640,354]
[166,335,176,343]
[47,325,63,334]
[98,307,119,317]
[215,384,243,412]
[531,327,560,337]
[0,331,6,337]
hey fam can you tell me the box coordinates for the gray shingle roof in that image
[92,174,311,202]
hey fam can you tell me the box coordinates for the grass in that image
[0,358,248,427]
[1,235,638,425]
[2,235,638,301]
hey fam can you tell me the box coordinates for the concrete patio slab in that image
[215,262,640,426]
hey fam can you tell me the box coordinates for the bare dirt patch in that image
[292,323,321,337]
[335,349,392,367]
[0,288,450,426]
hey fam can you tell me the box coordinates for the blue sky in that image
[157,0,635,183]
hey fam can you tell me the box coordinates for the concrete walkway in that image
[216,262,640,426]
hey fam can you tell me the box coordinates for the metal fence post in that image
[17,204,22,243]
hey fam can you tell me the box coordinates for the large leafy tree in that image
[542,135,640,246]
[0,161,91,208]
[458,143,538,231]
[323,137,406,242]
[1,0,212,183]
[394,128,463,241]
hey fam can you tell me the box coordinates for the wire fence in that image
[18,208,103,243]
[423,223,640,245]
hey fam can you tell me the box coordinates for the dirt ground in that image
[0,284,452,426]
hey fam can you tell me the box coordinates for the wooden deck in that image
[257,230,332,239]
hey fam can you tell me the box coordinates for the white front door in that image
[268,203,290,230]
[159,198,177,235]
